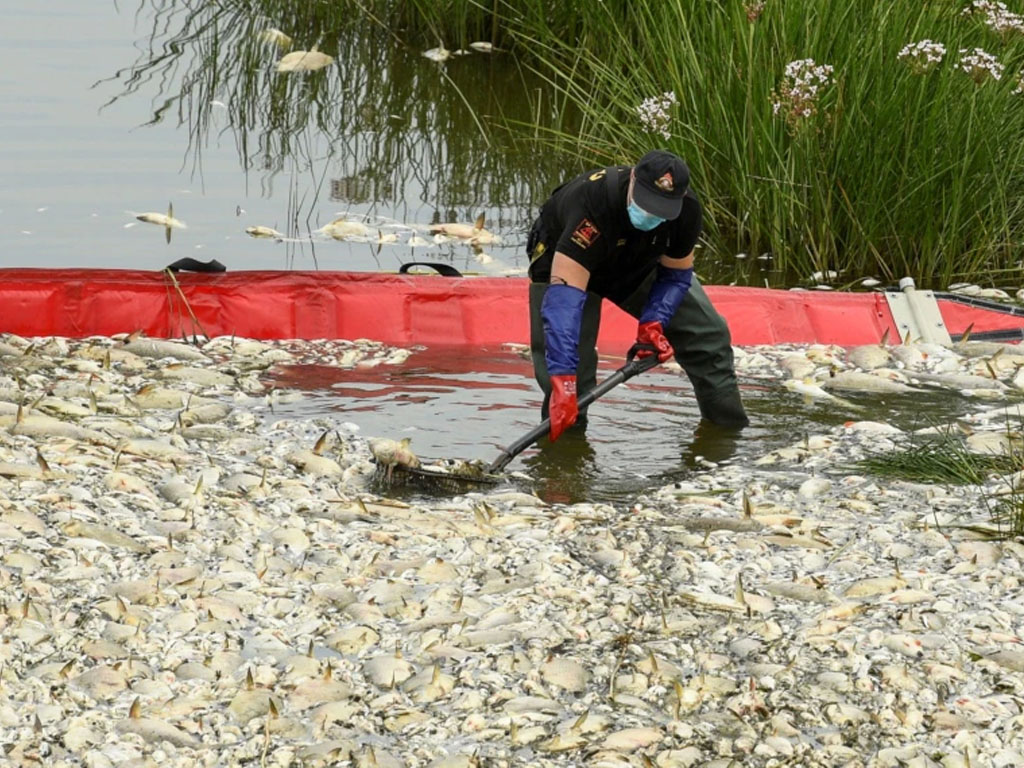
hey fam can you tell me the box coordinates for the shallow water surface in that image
[265,346,977,505]
[1,2,570,273]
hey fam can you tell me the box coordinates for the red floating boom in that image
[0,268,1021,346]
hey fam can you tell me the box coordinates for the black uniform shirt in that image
[528,164,702,303]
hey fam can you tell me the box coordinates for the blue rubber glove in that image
[635,265,692,361]
[639,265,694,327]
[541,283,586,441]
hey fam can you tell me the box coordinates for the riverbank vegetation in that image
[125,0,1024,288]
[855,426,1024,538]
[377,0,1024,289]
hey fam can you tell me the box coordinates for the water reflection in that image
[680,420,745,469]
[519,427,601,505]
[99,1,577,264]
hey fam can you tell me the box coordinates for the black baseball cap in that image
[633,149,690,220]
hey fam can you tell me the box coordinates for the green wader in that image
[529,272,749,428]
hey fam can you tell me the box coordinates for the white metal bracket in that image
[884,278,951,345]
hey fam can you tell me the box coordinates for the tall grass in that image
[110,0,1024,287]
[466,0,1024,288]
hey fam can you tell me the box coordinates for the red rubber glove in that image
[635,321,673,363]
[549,374,578,442]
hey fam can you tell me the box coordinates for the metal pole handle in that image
[486,346,660,474]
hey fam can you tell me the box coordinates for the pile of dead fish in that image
[0,331,1022,767]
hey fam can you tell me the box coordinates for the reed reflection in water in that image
[99,1,580,271]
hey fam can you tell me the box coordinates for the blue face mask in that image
[627,200,665,231]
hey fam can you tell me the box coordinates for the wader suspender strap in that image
[604,166,620,210]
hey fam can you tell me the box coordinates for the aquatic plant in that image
[104,0,1024,288]
[854,434,1017,486]
[475,0,1024,289]
[636,91,678,141]
[897,40,947,74]
[958,46,1006,81]
[855,426,1024,538]
[770,59,835,134]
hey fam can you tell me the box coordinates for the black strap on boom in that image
[164,258,227,273]
[398,262,464,277]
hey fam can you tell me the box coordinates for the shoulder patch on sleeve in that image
[570,218,601,249]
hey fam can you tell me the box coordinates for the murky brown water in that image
[264,346,974,505]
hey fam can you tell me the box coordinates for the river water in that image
[1,1,566,273]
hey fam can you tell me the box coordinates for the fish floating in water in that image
[784,377,862,409]
[259,28,293,50]
[133,202,186,244]
[422,46,452,62]
[429,213,499,245]
[277,46,333,73]
[846,328,891,370]
[245,225,284,240]
[824,370,922,394]
[319,217,369,240]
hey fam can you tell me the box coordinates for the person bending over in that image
[526,149,748,440]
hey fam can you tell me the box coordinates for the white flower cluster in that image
[962,0,1024,36]
[959,47,1005,82]
[636,91,678,140]
[771,59,834,128]
[897,39,947,74]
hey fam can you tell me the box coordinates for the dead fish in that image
[847,331,892,369]
[277,46,334,72]
[369,437,421,475]
[245,225,284,240]
[3,412,113,445]
[62,520,151,553]
[320,217,370,240]
[158,365,235,387]
[134,202,186,244]
[115,715,198,748]
[422,45,452,62]
[259,28,292,49]
[951,339,1023,358]
[823,371,922,394]
[122,337,209,362]
[364,654,415,687]
[429,213,499,245]
[783,377,862,409]
[540,657,590,692]
[469,41,495,53]
[673,516,764,533]
[762,581,837,604]
[780,354,817,380]
[910,370,1007,391]
[288,449,343,477]
[981,649,1024,673]
[844,574,907,598]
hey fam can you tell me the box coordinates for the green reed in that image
[855,426,1024,538]
[107,0,1024,287]
[481,0,1024,288]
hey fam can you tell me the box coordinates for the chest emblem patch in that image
[570,218,600,249]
